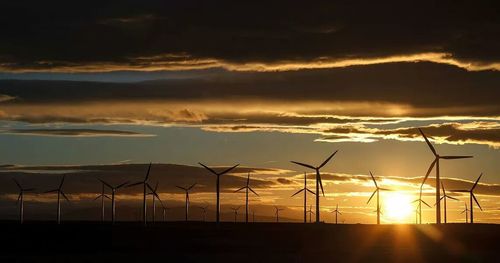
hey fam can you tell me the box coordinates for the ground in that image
[0,222,498,262]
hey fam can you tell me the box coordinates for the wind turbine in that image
[45,175,70,224]
[176,183,196,221]
[13,178,35,224]
[412,189,431,224]
[199,163,239,224]
[330,204,341,224]
[159,200,170,222]
[291,150,338,223]
[307,205,315,223]
[94,180,110,222]
[461,202,470,223]
[230,206,241,222]
[291,172,315,223]
[274,206,284,223]
[99,179,128,224]
[127,163,152,225]
[235,172,259,223]
[435,182,459,223]
[419,128,472,224]
[452,173,483,224]
[367,171,390,225]
[197,205,208,222]
[147,181,161,223]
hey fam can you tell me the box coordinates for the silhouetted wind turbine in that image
[412,189,431,224]
[147,181,161,223]
[419,128,472,224]
[307,205,314,223]
[94,180,110,222]
[274,206,284,223]
[197,205,208,221]
[367,171,390,225]
[291,172,315,223]
[452,173,483,224]
[230,206,241,222]
[235,172,259,223]
[461,202,470,223]
[177,183,196,221]
[330,204,341,224]
[99,179,128,224]
[127,163,152,225]
[199,163,239,224]
[13,178,35,224]
[435,182,459,223]
[45,175,70,224]
[291,150,338,223]
[159,200,170,222]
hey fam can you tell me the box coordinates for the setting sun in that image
[384,192,413,223]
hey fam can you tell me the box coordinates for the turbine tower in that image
[419,128,472,224]
[99,179,128,224]
[199,163,239,224]
[230,206,241,222]
[330,204,341,224]
[176,183,196,221]
[452,173,483,224]
[235,172,259,223]
[460,202,470,223]
[291,150,338,223]
[367,171,390,225]
[436,182,459,223]
[45,175,70,224]
[127,163,152,226]
[197,205,208,221]
[147,181,161,223]
[13,178,35,224]
[291,172,315,223]
[159,199,170,222]
[274,206,284,223]
[94,180,110,222]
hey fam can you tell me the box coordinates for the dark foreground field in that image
[0,222,498,263]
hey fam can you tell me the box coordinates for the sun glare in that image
[384,192,413,223]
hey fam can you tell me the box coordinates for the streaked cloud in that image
[1,128,155,137]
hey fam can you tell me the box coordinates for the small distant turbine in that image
[330,204,342,224]
[197,205,209,222]
[460,202,470,223]
[94,180,110,222]
[159,200,170,222]
[230,206,241,222]
[452,173,484,224]
[45,175,70,224]
[13,178,35,224]
[274,206,284,223]
[419,128,472,224]
[176,183,196,221]
[291,150,338,223]
[306,205,315,223]
[199,163,239,224]
[235,172,259,223]
[435,182,459,224]
[367,171,391,225]
[291,172,315,223]
[99,179,128,224]
[412,190,431,224]
[147,181,161,223]
[127,163,152,226]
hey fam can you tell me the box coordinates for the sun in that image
[383,192,413,223]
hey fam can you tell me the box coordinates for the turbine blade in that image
[234,186,246,193]
[16,193,21,203]
[104,195,111,200]
[306,188,316,195]
[219,164,240,176]
[291,188,304,197]
[188,183,197,190]
[61,192,70,202]
[94,194,102,201]
[12,178,21,189]
[367,189,377,204]
[447,196,460,201]
[441,182,446,195]
[379,188,392,191]
[472,173,483,191]
[290,161,315,170]
[318,150,338,169]
[421,159,437,187]
[116,181,129,189]
[472,193,482,211]
[154,181,159,192]
[126,182,143,187]
[319,175,325,197]
[59,175,66,189]
[144,163,152,182]
[176,186,187,191]
[247,173,250,186]
[249,187,259,197]
[98,179,112,189]
[460,210,465,214]
[419,128,437,156]
[422,200,431,208]
[44,189,58,193]
[441,156,473,159]
[198,162,218,175]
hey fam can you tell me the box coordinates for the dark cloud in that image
[0,1,499,71]
[2,128,154,137]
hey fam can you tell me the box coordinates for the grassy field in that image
[0,222,498,262]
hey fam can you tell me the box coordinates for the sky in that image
[0,0,499,224]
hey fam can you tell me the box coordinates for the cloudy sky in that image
[0,0,499,223]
